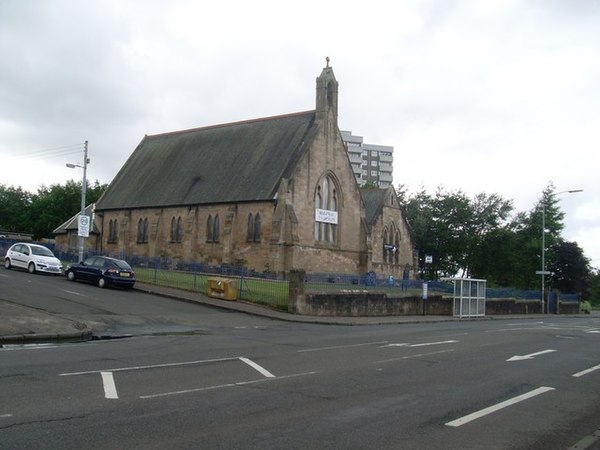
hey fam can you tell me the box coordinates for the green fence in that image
[135,267,289,311]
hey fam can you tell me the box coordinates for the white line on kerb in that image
[445,387,555,427]
[239,357,275,378]
[573,364,600,378]
[101,372,119,399]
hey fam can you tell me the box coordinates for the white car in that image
[4,242,63,275]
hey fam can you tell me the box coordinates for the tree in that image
[549,240,591,298]
[404,187,514,281]
[0,184,32,232]
[28,180,107,239]
[590,270,600,306]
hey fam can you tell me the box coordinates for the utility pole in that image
[67,141,89,263]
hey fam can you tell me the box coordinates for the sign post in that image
[78,214,90,238]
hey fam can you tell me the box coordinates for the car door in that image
[78,257,101,282]
[12,244,28,269]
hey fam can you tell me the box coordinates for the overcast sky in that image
[1,0,598,267]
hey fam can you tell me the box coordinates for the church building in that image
[93,62,415,278]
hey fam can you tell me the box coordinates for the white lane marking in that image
[0,414,13,418]
[60,356,241,376]
[573,363,600,378]
[297,341,389,353]
[382,340,458,348]
[588,330,600,334]
[445,387,555,427]
[239,357,275,378]
[101,372,119,399]
[140,372,317,399]
[375,349,455,364]
[63,289,84,296]
[506,349,557,362]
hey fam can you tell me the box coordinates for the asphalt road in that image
[1,270,600,449]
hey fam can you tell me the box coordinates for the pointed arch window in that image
[108,219,118,244]
[247,213,262,242]
[206,215,213,242]
[137,217,149,244]
[253,213,261,242]
[247,214,254,242]
[171,216,183,243]
[314,175,339,243]
[206,214,220,243]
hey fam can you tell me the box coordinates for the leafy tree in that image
[590,270,600,306]
[548,240,591,298]
[463,193,513,278]
[28,180,106,239]
[0,184,32,232]
[403,187,514,281]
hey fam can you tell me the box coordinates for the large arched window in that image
[383,224,401,265]
[314,175,339,243]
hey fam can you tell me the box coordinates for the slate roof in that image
[360,188,388,228]
[96,111,317,211]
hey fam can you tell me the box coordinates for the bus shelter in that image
[445,278,487,318]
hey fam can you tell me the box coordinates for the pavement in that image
[1,281,594,344]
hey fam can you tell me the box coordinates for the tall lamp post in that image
[66,141,89,263]
[539,189,583,313]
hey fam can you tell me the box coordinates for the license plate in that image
[120,272,130,277]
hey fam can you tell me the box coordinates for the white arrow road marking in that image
[573,363,600,378]
[239,357,275,378]
[101,372,119,399]
[382,340,458,348]
[446,386,555,427]
[506,349,557,362]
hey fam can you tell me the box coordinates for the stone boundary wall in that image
[291,292,450,317]
[287,270,580,317]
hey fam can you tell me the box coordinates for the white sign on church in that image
[315,208,338,224]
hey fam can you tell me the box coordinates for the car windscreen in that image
[31,246,55,257]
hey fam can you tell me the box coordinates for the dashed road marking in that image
[445,386,555,427]
[239,357,275,378]
[573,363,600,378]
[101,372,119,399]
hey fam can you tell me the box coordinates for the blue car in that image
[65,256,135,289]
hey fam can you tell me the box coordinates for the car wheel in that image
[67,271,76,281]
[4,258,11,269]
[28,262,36,274]
[98,277,106,288]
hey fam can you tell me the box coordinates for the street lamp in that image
[539,189,583,313]
[66,141,89,263]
